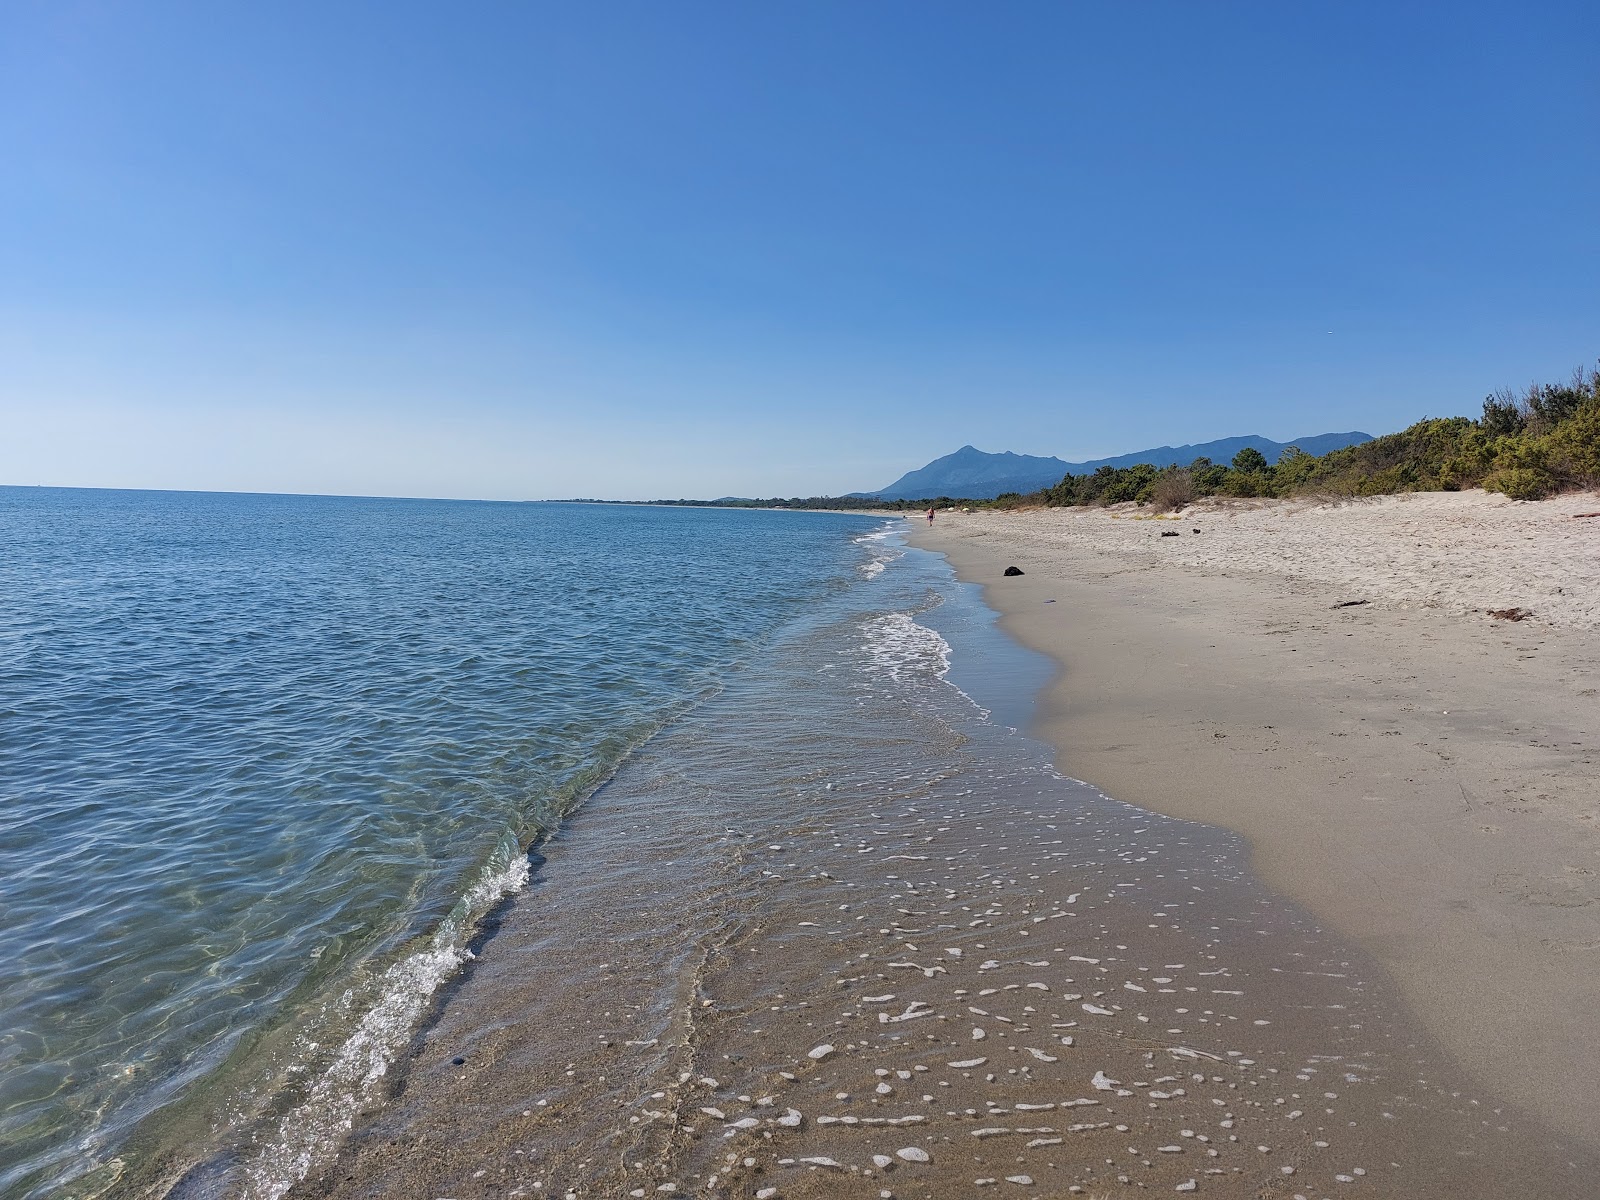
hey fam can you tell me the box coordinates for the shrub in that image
[1231,446,1269,473]
[1481,389,1525,436]
[1188,458,1231,494]
[1483,467,1554,501]
[1528,378,1590,427]
[1293,417,1482,494]
[989,491,1036,510]
[1104,462,1159,504]
[1149,469,1196,511]
[1044,474,1081,506]
[1546,395,1600,482]
[1273,446,1316,490]
[1223,469,1268,497]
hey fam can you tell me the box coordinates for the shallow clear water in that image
[0,489,887,1198]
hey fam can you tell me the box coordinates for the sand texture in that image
[292,734,1586,1200]
[909,488,1600,1153]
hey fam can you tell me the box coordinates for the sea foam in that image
[854,522,904,579]
[858,612,953,684]
[243,849,531,1198]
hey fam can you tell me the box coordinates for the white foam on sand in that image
[242,848,532,1199]
[858,612,953,684]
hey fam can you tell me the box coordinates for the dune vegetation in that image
[980,362,1600,510]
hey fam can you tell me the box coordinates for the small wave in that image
[855,521,904,579]
[856,612,952,684]
[851,523,900,545]
[241,849,531,1199]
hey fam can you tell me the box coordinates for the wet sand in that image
[908,492,1600,1156]
[291,764,1590,1200]
[271,525,1597,1200]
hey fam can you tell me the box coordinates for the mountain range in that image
[862,432,1374,500]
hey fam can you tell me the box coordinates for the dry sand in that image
[908,488,1600,1153]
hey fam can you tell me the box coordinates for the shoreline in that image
[907,491,1600,1152]
[276,517,1597,1200]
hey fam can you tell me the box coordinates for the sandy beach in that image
[908,489,1600,1155]
[258,493,1600,1200]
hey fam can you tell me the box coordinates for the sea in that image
[0,489,1011,1198]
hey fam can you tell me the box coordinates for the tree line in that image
[989,361,1600,510]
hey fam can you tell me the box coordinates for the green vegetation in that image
[1015,362,1600,509]
[566,363,1598,511]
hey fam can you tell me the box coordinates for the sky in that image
[2,2,1597,500]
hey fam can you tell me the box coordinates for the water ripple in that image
[0,489,886,1198]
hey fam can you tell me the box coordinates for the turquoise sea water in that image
[0,489,889,1198]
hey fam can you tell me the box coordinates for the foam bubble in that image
[852,523,901,544]
[858,613,953,684]
[854,523,904,579]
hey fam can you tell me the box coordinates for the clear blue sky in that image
[3,2,1596,500]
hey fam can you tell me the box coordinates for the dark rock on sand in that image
[1489,607,1533,621]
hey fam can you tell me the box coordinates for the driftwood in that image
[1573,511,1600,519]
[1160,530,1180,537]
[1331,599,1370,609]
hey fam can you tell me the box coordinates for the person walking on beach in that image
[926,506,936,526]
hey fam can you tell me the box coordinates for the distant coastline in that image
[542,495,920,511]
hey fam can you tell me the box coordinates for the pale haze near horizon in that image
[2,2,1597,501]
